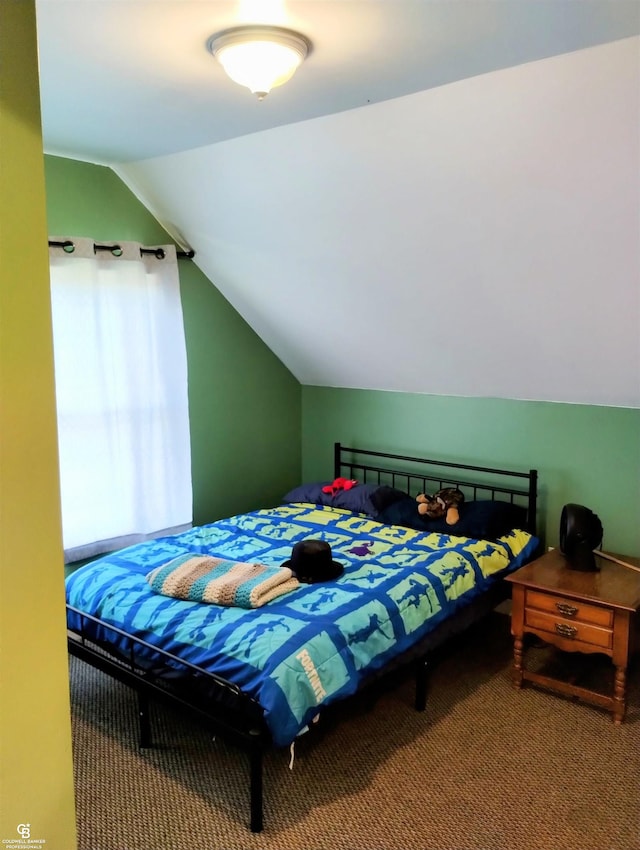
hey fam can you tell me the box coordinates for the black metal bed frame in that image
[335,443,538,534]
[67,443,538,833]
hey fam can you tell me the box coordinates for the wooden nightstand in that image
[506,548,640,723]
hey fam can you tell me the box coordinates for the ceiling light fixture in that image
[207,25,311,100]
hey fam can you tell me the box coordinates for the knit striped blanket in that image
[146,555,300,608]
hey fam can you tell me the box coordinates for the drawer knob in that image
[555,602,578,617]
[555,622,578,639]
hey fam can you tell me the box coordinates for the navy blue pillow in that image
[282,481,332,505]
[376,497,427,530]
[283,482,408,517]
[377,497,527,541]
[332,484,380,515]
[283,482,380,516]
[369,485,409,513]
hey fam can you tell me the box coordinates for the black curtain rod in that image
[48,239,195,260]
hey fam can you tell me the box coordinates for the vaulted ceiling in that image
[36,1,640,407]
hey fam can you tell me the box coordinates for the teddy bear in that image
[416,487,464,525]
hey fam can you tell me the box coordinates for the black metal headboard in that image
[334,443,538,535]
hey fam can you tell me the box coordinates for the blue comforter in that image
[66,503,538,746]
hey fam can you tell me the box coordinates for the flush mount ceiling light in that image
[207,25,311,100]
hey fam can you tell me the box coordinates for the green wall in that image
[43,160,639,557]
[302,387,640,555]
[0,3,77,846]
[44,156,302,524]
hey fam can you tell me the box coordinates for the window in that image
[49,238,192,562]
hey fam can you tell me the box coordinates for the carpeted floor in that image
[69,612,640,850]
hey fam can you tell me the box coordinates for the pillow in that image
[369,485,409,513]
[377,496,527,541]
[282,482,407,517]
[332,484,380,515]
[282,481,333,505]
[376,497,426,531]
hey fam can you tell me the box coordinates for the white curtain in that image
[49,237,192,562]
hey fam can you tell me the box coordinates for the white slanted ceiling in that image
[37,0,640,165]
[117,37,639,408]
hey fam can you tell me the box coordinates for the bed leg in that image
[415,657,429,712]
[248,730,264,833]
[137,690,152,749]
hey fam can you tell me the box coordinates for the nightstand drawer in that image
[524,608,613,650]
[526,590,613,628]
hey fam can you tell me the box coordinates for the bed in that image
[66,443,539,831]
